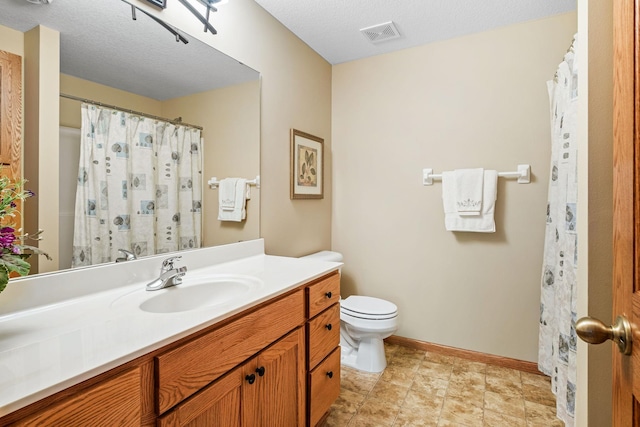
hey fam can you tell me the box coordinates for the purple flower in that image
[0,227,16,248]
[24,190,35,198]
[10,201,16,208]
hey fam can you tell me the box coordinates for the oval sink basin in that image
[111,274,263,314]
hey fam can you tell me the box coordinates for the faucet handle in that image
[162,255,182,270]
[116,249,137,262]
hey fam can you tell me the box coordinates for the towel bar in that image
[208,175,260,189]
[422,164,530,186]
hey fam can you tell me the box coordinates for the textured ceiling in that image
[254,0,577,65]
[0,0,258,100]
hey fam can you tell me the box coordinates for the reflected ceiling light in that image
[176,0,219,34]
[122,0,189,44]
[195,0,228,5]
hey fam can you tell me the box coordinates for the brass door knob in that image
[576,315,632,355]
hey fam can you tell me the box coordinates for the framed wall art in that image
[290,129,324,199]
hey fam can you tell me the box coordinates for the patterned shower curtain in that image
[72,103,202,267]
[538,35,578,427]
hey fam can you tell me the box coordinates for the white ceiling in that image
[0,0,258,100]
[0,0,577,98]
[254,0,577,65]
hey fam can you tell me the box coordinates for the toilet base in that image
[340,337,387,373]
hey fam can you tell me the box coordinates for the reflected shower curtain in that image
[538,35,578,427]
[72,104,202,267]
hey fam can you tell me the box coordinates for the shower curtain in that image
[72,103,202,267]
[538,35,578,427]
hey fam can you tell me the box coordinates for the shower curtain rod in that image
[59,93,204,131]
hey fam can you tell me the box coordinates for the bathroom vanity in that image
[0,240,341,426]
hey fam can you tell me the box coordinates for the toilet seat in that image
[341,296,398,320]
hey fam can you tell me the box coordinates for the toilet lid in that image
[341,296,398,318]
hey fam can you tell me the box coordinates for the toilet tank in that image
[301,250,343,262]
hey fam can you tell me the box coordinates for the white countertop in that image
[0,239,341,417]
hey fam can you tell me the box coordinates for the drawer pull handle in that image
[325,323,332,331]
[326,371,334,379]
[245,374,256,384]
[325,291,332,299]
[256,366,266,377]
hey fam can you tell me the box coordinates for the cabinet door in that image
[242,327,306,427]
[158,370,241,427]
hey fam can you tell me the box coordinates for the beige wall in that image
[59,74,163,128]
[130,0,333,257]
[162,80,260,247]
[576,1,614,425]
[23,26,60,274]
[0,24,23,56]
[332,13,576,362]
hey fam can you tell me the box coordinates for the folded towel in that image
[454,168,484,216]
[218,178,248,222]
[442,170,498,232]
[219,178,238,211]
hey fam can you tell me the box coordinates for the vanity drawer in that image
[307,303,340,369]
[307,272,340,318]
[155,289,304,414]
[309,347,341,427]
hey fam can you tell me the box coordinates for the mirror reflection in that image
[0,0,261,275]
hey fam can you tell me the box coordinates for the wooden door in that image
[0,49,21,174]
[613,0,640,424]
[0,49,23,232]
[242,327,306,427]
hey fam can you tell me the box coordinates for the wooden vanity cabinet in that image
[155,290,305,414]
[305,272,341,426]
[0,271,342,427]
[158,327,305,427]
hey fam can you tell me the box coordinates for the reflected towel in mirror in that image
[218,178,248,222]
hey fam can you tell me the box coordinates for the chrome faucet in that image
[115,249,137,262]
[146,256,188,291]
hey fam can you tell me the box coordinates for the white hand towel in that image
[442,170,498,232]
[454,168,484,216]
[219,178,238,211]
[218,178,248,222]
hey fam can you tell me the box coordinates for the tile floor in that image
[323,343,563,427]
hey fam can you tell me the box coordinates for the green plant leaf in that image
[1,253,31,276]
[0,267,7,293]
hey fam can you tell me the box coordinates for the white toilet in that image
[302,251,399,373]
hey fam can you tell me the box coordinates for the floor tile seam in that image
[435,373,459,426]
[522,404,560,424]
[483,407,528,425]
[522,397,556,409]
[485,390,526,411]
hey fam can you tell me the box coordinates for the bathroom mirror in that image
[0,0,261,274]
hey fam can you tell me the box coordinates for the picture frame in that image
[290,129,324,199]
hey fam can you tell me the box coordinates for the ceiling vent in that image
[360,21,400,44]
